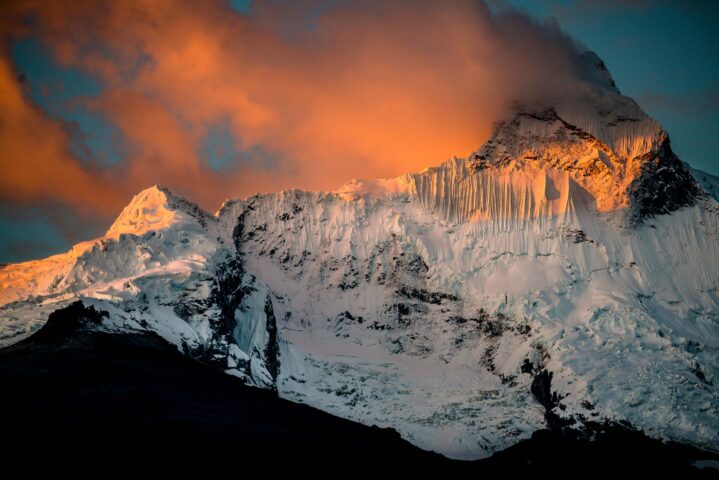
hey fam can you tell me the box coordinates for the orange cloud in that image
[0,51,123,215]
[0,0,586,216]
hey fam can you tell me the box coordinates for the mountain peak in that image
[106,185,212,237]
[579,50,620,94]
[459,70,703,223]
[105,185,180,237]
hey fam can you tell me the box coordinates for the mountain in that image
[1,52,718,462]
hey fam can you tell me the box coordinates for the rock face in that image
[1,53,718,460]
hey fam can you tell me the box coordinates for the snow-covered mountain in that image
[1,53,717,460]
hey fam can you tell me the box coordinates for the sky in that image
[0,0,717,263]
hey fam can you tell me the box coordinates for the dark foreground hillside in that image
[0,303,716,477]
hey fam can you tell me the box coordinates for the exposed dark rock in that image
[521,358,534,374]
[160,185,212,230]
[263,295,280,388]
[481,344,497,373]
[627,137,705,225]
[515,323,531,336]
[531,369,574,432]
[30,301,107,343]
[481,313,507,337]
[562,227,594,244]
[181,207,249,369]
[396,303,411,316]
[394,251,429,276]
[447,315,469,325]
[397,286,458,304]
[198,256,245,367]
[339,255,359,290]
[531,370,558,412]
[690,362,712,386]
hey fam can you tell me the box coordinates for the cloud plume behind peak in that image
[0,0,609,260]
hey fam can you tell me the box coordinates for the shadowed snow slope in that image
[1,54,717,460]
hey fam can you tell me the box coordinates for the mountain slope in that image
[3,301,715,475]
[1,52,718,460]
[0,301,446,464]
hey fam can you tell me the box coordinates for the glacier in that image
[1,55,718,460]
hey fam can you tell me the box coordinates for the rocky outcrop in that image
[627,137,705,224]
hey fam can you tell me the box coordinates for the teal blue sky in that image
[1,0,717,264]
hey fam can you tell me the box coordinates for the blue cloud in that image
[200,121,278,172]
[201,122,239,171]
[230,0,252,14]
[11,38,125,166]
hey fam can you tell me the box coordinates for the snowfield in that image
[1,53,718,459]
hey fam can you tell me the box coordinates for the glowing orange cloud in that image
[0,0,586,216]
[0,52,123,214]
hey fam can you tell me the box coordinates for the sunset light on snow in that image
[0,1,717,474]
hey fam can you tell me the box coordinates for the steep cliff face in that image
[1,54,718,460]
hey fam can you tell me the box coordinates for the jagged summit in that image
[465,104,703,223]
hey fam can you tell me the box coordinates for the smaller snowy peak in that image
[105,185,178,237]
[106,185,214,237]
